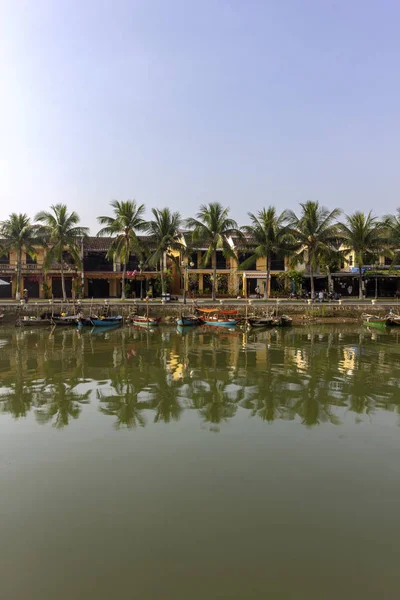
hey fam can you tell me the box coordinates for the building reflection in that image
[1,325,400,429]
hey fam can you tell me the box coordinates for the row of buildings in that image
[0,235,399,299]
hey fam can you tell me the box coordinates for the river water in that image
[1,324,400,599]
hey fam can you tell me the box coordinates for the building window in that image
[349,256,353,266]
[0,253,9,265]
[238,253,256,271]
[26,254,37,264]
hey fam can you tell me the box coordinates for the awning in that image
[243,272,269,279]
[0,278,11,285]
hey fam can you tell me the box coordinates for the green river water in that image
[1,323,400,599]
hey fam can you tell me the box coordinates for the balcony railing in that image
[0,264,15,273]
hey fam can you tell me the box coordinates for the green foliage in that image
[186,202,240,300]
[144,208,183,296]
[124,282,132,298]
[286,201,341,295]
[97,200,146,299]
[339,211,387,299]
[0,213,38,299]
[42,281,51,299]
[240,206,290,298]
[72,278,82,299]
[277,270,304,293]
[35,204,88,301]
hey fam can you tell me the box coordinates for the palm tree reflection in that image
[1,325,400,429]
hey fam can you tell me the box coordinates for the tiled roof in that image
[84,235,157,253]
[84,237,114,252]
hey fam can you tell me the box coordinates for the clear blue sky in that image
[1,0,399,233]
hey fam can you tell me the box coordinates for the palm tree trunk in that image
[265,254,271,299]
[212,250,217,301]
[327,266,332,293]
[61,262,66,301]
[121,261,126,300]
[160,253,165,297]
[309,262,315,298]
[16,249,21,300]
[358,265,363,299]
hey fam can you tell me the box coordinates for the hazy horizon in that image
[1,0,400,234]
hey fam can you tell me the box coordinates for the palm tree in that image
[35,204,88,301]
[97,200,146,300]
[240,206,289,298]
[0,213,38,300]
[339,212,386,299]
[286,201,341,298]
[383,208,400,264]
[186,203,240,300]
[145,208,183,298]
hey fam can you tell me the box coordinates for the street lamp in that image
[139,261,144,300]
[182,260,194,304]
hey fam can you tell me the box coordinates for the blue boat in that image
[176,316,202,326]
[203,318,236,327]
[90,316,123,327]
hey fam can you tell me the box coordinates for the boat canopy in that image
[196,308,238,315]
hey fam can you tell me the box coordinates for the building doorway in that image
[52,277,72,298]
[0,276,12,299]
[88,279,110,298]
[24,278,40,298]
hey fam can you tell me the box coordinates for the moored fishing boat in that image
[90,315,123,327]
[362,314,387,329]
[132,315,161,327]
[176,315,202,326]
[51,315,81,326]
[195,307,238,327]
[77,316,95,327]
[17,316,52,327]
[386,314,400,327]
[248,316,275,328]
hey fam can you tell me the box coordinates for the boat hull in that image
[363,320,387,329]
[203,320,236,327]
[91,317,123,327]
[51,316,80,326]
[176,317,201,326]
[131,316,161,327]
[17,318,51,327]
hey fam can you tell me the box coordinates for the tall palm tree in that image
[145,208,183,297]
[97,200,146,300]
[186,203,240,300]
[35,204,88,301]
[0,213,38,300]
[339,212,386,299]
[383,208,400,264]
[286,201,341,298]
[240,206,289,298]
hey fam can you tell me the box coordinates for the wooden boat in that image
[246,314,292,328]
[195,307,238,327]
[77,316,94,327]
[248,316,276,328]
[386,314,400,327]
[176,315,202,326]
[276,315,293,327]
[132,315,161,327]
[17,316,51,327]
[91,316,123,327]
[51,315,80,326]
[362,314,387,329]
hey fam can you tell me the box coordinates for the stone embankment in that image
[0,299,396,325]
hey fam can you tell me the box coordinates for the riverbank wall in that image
[0,300,394,325]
